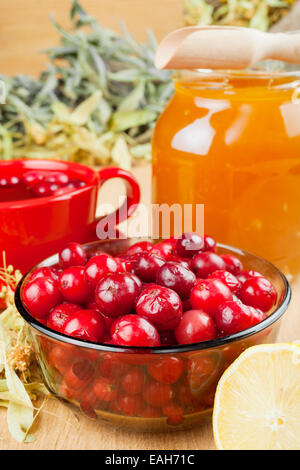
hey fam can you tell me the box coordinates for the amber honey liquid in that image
[152,71,300,285]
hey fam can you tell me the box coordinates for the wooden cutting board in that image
[0,163,299,450]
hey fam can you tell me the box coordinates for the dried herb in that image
[184,0,295,31]
[0,0,173,168]
[0,258,50,443]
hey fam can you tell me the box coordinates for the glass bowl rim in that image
[14,239,292,355]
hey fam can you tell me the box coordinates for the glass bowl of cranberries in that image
[15,234,291,431]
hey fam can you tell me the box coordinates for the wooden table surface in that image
[1,0,300,451]
[0,164,299,450]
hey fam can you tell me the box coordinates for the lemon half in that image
[213,343,300,450]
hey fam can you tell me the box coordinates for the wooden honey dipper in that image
[155,26,300,70]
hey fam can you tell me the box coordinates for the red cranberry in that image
[221,254,243,275]
[67,180,86,189]
[45,172,69,186]
[236,270,262,284]
[140,406,162,418]
[84,254,119,288]
[121,367,145,395]
[239,277,277,312]
[150,238,176,259]
[129,252,165,283]
[175,309,216,344]
[22,171,46,186]
[147,357,183,384]
[182,298,192,312]
[93,377,118,402]
[156,261,196,300]
[248,306,267,325]
[175,232,204,258]
[190,278,232,316]
[111,314,160,347]
[114,257,125,272]
[63,309,105,342]
[59,242,86,268]
[47,302,81,332]
[86,301,115,332]
[59,266,92,304]
[95,272,140,317]
[31,181,59,197]
[190,251,226,278]
[117,394,143,416]
[165,254,190,269]
[215,300,255,335]
[143,380,173,407]
[125,241,153,257]
[23,277,62,319]
[136,285,182,331]
[203,235,217,252]
[29,266,59,282]
[208,270,241,294]
[0,176,20,187]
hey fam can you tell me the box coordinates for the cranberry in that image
[203,235,217,252]
[156,261,196,300]
[87,301,115,332]
[147,357,183,384]
[159,330,177,346]
[59,242,86,268]
[121,367,145,395]
[182,298,192,312]
[136,285,182,331]
[208,270,240,294]
[67,180,86,189]
[93,377,118,402]
[215,300,257,336]
[31,181,58,197]
[248,306,267,325]
[221,254,243,275]
[64,364,93,390]
[59,266,92,304]
[45,172,69,186]
[117,394,143,416]
[29,266,59,282]
[150,238,176,259]
[143,380,173,407]
[190,251,226,278]
[140,406,162,418]
[97,353,130,378]
[84,254,119,288]
[125,241,153,257]
[162,401,184,421]
[129,252,165,283]
[47,302,81,332]
[190,278,232,316]
[236,270,262,284]
[114,257,125,272]
[95,272,140,317]
[175,310,216,344]
[63,309,105,342]
[175,232,204,258]
[23,277,62,318]
[165,254,190,269]
[239,276,277,312]
[0,176,20,187]
[111,314,160,347]
[22,171,45,186]
[48,346,72,373]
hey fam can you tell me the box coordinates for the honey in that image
[152,70,300,280]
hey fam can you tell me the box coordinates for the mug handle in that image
[96,166,140,227]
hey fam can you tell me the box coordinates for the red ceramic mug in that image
[0,160,140,272]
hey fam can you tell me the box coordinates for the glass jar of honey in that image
[152,68,300,286]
